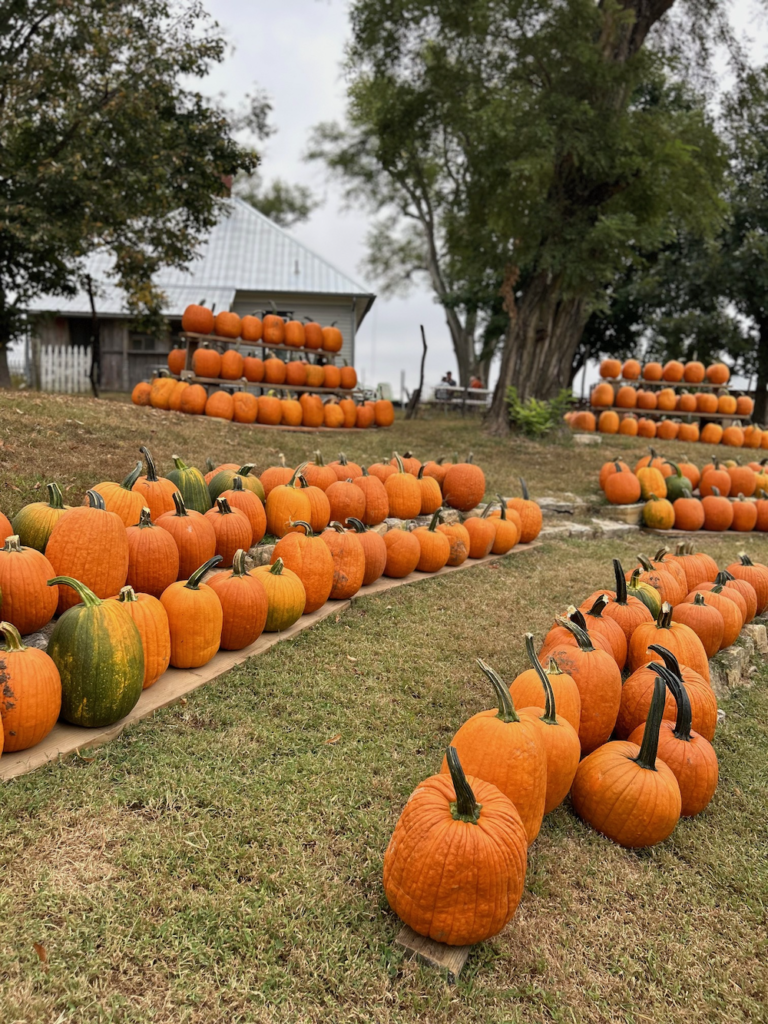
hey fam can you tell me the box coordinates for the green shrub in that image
[506,387,575,438]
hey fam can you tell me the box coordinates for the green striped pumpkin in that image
[11,482,71,552]
[208,464,265,504]
[47,576,144,727]
[167,456,211,513]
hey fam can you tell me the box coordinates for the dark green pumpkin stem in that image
[477,658,518,723]
[587,593,609,618]
[721,569,736,581]
[121,462,143,491]
[172,491,189,517]
[45,482,66,509]
[664,461,683,479]
[216,497,235,515]
[427,509,441,532]
[466,452,475,465]
[47,576,102,606]
[346,518,366,534]
[270,557,286,575]
[118,586,138,603]
[338,452,349,466]
[637,553,655,572]
[739,552,755,566]
[648,643,682,677]
[634,676,666,771]
[313,450,326,467]
[86,489,106,510]
[417,465,425,479]
[327,521,346,533]
[693,592,707,607]
[231,476,245,492]
[554,615,595,652]
[3,535,22,553]
[524,633,557,724]
[480,499,496,519]
[656,602,673,628]
[185,555,222,589]
[291,520,313,536]
[567,607,590,632]
[0,621,25,651]
[137,507,153,528]
[658,664,693,742]
[714,571,730,587]
[231,549,249,576]
[613,558,628,605]
[172,455,193,473]
[519,477,530,500]
[710,486,721,497]
[235,464,256,480]
[139,446,159,482]
[446,746,481,824]
[205,457,216,473]
[496,494,508,521]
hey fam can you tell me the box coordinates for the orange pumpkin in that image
[321,323,343,352]
[205,390,235,421]
[321,522,365,598]
[114,587,171,689]
[220,349,244,380]
[192,344,222,378]
[244,355,265,382]
[232,391,259,424]
[264,356,287,385]
[179,383,208,415]
[262,314,286,346]
[706,362,730,385]
[0,536,58,634]
[240,315,262,342]
[126,507,180,598]
[599,358,621,378]
[131,381,152,406]
[161,555,223,668]
[303,320,323,349]
[0,621,61,751]
[284,320,306,347]
[204,498,253,568]
[271,522,334,613]
[207,550,269,649]
[181,304,214,335]
[214,311,241,338]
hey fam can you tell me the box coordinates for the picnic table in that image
[428,384,492,413]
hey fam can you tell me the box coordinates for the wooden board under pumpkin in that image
[0,542,539,781]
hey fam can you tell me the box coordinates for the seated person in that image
[441,370,457,386]
[470,375,483,388]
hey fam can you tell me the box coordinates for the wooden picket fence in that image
[38,344,91,393]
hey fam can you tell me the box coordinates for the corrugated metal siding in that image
[232,293,356,365]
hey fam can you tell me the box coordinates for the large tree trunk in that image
[755,320,768,427]
[0,343,11,390]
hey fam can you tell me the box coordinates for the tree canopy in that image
[0,0,259,385]
[311,0,743,428]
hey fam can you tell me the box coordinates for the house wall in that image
[231,293,357,365]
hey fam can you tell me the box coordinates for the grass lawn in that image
[1,391,767,1024]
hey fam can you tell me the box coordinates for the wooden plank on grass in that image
[0,543,538,781]
[395,925,471,984]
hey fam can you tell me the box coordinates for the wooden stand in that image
[395,925,471,984]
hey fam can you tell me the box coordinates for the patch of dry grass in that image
[0,391,767,1023]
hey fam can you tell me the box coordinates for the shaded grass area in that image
[1,532,767,1024]
[0,390,717,516]
[1,391,768,1022]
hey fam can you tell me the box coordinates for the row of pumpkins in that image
[180,303,345,353]
[590,383,754,417]
[598,357,731,385]
[567,410,762,447]
[0,449,543,756]
[385,546,768,947]
[132,376,394,429]
[601,448,768,532]
[167,346,359,390]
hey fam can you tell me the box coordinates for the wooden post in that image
[405,326,428,420]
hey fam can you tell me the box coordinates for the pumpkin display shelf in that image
[594,406,752,423]
[176,331,346,367]
[176,371,361,398]
[603,377,724,390]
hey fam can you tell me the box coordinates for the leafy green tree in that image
[0,0,259,387]
[236,173,321,229]
[311,0,730,430]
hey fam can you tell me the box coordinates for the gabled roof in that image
[26,197,375,324]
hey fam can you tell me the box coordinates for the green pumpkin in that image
[208,464,265,504]
[11,482,71,552]
[166,456,211,513]
[47,576,144,728]
[663,461,693,502]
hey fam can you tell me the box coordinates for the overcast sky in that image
[201,0,767,395]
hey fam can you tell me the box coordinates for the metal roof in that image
[26,197,375,323]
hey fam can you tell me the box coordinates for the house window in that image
[129,334,158,352]
[69,317,94,347]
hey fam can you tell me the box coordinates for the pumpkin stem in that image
[313,450,325,467]
[612,558,628,605]
[0,621,26,651]
[647,643,682,677]
[216,497,235,515]
[714,571,730,587]
[392,452,406,474]
[231,549,249,576]
[118,586,138,603]
[495,494,508,521]
[172,491,189,517]
[710,486,721,496]
[427,509,441,532]
[446,746,482,824]
[2,534,22,553]
[139,446,159,482]
[346,518,366,533]
[721,569,736,581]
[205,458,216,473]
[290,520,313,536]
[657,663,693,742]
[171,455,189,472]
[136,507,153,528]
[692,592,707,607]
[231,476,245,492]
[519,477,531,500]
[587,593,610,618]
[278,453,287,468]
[547,657,563,676]
[554,615,595,652]
[86,489,106,510]
[637,553,655,572]
[417,465,425,479]
[656,602,673,629]
[47,576,102,607]
[270,557,286,575]
[185,555,222,589]
[327,521,346,533]
[287,462,308,488]
[236,464,256,477]
[121,462,143,491]
[44,482,66,509]
[633,675,666,771]
[524,633,557,724]
[653,546,671,561]
[476,658,519,723]
[738,552,754,566]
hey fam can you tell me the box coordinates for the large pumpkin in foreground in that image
[47,577,144,727]
[383,747,527,947]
